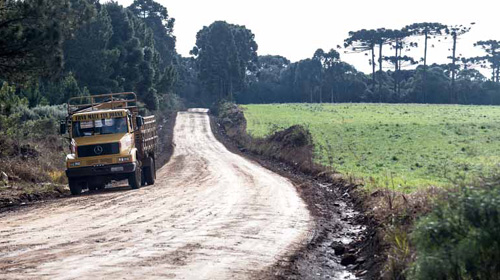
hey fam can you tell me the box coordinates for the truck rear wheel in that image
[129,165,142,190]
[144,157,156,185]
[69,179,83,195]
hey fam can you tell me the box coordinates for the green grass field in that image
[242,103,500,191]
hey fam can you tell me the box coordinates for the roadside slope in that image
[0,109,312,279]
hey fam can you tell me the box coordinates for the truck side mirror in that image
[136,116,144,128]
[60,121,67,135]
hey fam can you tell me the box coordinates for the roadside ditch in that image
[210,103,383,279]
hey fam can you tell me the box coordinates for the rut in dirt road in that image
[0,109,312,279]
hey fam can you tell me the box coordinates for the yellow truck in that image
[60,92,158,195]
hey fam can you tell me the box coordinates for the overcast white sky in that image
[115,0,499,76]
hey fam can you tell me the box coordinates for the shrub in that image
[410,183,500,280]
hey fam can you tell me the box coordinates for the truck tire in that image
[144,157,156,185]
[69,179,82,195]
[129,164,142,190]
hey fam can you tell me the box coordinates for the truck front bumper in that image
[66,163,136,178]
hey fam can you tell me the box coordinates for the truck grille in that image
[77,143,120,158]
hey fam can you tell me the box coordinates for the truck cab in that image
[61,93,157,195]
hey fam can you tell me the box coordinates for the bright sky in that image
[115,0,499,76]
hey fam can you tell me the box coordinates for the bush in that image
[410,183,500,280]
[13,104,66,122]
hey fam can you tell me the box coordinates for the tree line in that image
[1,0,500,109]
[180,21,500,106]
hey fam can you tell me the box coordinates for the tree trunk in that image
[494,61,499,83]
[492,63,496,82]
[496,65,500,83]
[451,33,457,103]
[378,42,383,102]
[394,39,398,94]
[319,87,322,103]
[423,30,429,103]
[371,45,376,92]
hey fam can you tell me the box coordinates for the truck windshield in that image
[72,117,128,137]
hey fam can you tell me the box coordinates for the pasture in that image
[242,103,500,191]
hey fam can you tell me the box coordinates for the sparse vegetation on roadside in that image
[0,85,69,207]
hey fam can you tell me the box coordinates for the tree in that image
[255,55,290,83]
[128,0,176,67]
[313,48,341,103]
[191,21,257,101]
[383,29,415,97]
[374,28,397,99]
[104,2,162,110]
[344,29,379,92]
[473,40,500,83]
[446,23,474,103]
[64,7,119,94]
[294,58,322,103]
[0,0,95,83]
[409,65,450,104]
[404,22,447,102]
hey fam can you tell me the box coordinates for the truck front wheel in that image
[128,165,142,190]
[68,179,83,195]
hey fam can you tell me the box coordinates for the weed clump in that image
[268,125,312,148]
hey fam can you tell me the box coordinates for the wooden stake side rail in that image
[136,116,158,157]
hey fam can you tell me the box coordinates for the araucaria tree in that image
[344,29,379,92]
[374,28,396,98]
[383,29,415,96]
[404,22,447,102]
[473,40,500,83]
[446,23,474,103]
[191,21,257,101]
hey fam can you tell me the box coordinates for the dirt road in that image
[0,109,312,279]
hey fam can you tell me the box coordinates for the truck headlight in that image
[118,157,131,162]
[69,162,81,167]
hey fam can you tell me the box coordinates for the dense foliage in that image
[0,0,95,83]
[236,52,500,105]
[411,183,500,279]
[0,0,178,111]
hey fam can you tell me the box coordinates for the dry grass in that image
[361,185,448,279]
[0,134,68,206]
